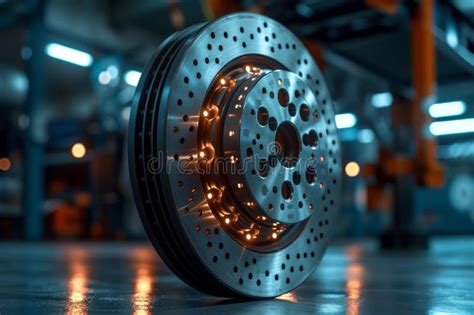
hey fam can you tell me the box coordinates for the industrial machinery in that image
[128,13,341,298]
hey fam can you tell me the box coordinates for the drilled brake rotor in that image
[129,13,341,298]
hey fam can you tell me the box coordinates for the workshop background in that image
[0,0,473,314]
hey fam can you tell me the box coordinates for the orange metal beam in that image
[364,0,402,15]
[410,0,444,187]
[204,0,242,19]
[300,38,327,69]
[204,0,266,19]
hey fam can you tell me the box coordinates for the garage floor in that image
[0,237,473,314]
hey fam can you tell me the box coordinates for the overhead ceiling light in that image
[371,92,393,108]
[124,70,142,87]
[358,128,375,143]
[45,43,93,67]
[429,101,466,118]
[429,118,474,136]
[335,113,357,129]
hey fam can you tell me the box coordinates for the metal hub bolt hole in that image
[281,181,293,201]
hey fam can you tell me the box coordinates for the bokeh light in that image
[345,161,360,177]
[0,158,11,171]
[71,143,86,159]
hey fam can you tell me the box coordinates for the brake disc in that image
[129,12,341,298]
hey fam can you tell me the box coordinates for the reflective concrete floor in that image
[0,237,473,314]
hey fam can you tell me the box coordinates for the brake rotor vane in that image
[129,13,341,298]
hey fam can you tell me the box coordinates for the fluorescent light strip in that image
[371,92,393,108]
[429,101,466,118]
[429,118,474,136]
[335,113,357,129]
[45,43,93,67]
[446,27,459,48]
[124,70,142,87]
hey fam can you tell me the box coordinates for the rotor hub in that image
[197,69,330,252]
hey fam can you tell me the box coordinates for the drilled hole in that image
[269,117,277,131]
[257,107,269,126]
[278,88,289,107]
[300,104,310,121]
[281,181,293,200]
[293,172,301,185]
[308,130,318,148]
[258,159,269,177]
[288,103,296,116]
[306,166,316,185]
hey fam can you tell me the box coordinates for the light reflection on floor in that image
[275,291,298,303]
[66,249,90,315]
[0,238,472,314]
[130,248,155,315]
[345,245,364,315]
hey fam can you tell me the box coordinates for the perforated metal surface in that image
[129,13,342,298]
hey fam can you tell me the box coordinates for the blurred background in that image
[1,0,473,243]
[1,0,474,313]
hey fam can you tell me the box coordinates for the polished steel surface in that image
[129,12,341,297]
[0,238,473,314]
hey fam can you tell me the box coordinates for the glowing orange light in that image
[245,234,252,240]
[0,158,11,171]
[345,262,364,315]
[199,146,215,161]
[345,161,360,177]
[69,276,86,303]
[203,105,219,119]
[131,248,155,315]
[237,183,243,189]
[229,131,235,136]
[245,65,251,73]
[272,232,278,239]
[71,143,86,159]
[220,78,226,85]
[207,187,221,201]
[225,217,230,224]
[67,249,89,314]
[276,292,298,303]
